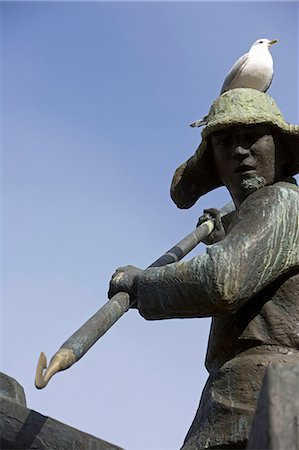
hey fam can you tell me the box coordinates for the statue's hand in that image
[197,208,226,245]
[108,265,143,308]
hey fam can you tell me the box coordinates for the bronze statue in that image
[109,88,299,449]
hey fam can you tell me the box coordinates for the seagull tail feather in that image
[190,115,208,128]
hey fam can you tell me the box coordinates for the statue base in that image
[0,372,124,450]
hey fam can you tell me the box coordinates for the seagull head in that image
[251,38,278,50]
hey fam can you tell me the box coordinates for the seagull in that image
[190,38,278,128]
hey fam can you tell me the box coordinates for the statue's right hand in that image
[108,265,143,307]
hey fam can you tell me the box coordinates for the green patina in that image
[171,88,299,209]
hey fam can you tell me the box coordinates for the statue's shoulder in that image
[258,180,299,212]
[257,180,299,199]
[272,180,299,196]
[238,181,299,219]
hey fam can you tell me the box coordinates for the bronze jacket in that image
[136,181,299,449]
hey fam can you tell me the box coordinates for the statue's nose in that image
[233,146,251,159]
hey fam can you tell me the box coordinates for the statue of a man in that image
[109,88,299,449]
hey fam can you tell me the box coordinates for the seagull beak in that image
[269,39,278,46]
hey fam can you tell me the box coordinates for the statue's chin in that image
[241,175,266,195]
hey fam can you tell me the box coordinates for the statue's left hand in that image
[108,265,143,307]
[197,208,226,245]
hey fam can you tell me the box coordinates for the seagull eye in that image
[259,40,264,44]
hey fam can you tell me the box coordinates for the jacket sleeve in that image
[136,183,299,320]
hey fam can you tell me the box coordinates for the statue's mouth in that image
[234,164,257,175]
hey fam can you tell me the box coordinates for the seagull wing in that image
[220,52,249,94]
[262,72,273,93]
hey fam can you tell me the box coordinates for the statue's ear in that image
[274,133,288,168]
[289,133,299,176]
[275,132,299,179]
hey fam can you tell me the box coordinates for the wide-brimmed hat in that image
[171,88,299,209]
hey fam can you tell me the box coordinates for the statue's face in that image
[211,124,283,205]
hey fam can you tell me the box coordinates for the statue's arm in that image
[136,184,299,320]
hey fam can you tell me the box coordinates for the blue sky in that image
[2,2,298,449]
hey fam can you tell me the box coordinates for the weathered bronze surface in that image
[247,362,299,450]
[0,372,124,450]
[171,88,299,208]
[109,88,299,449]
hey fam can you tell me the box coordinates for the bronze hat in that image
[171,88,299,209]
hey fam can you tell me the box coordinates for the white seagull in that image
[190,38,278,128]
